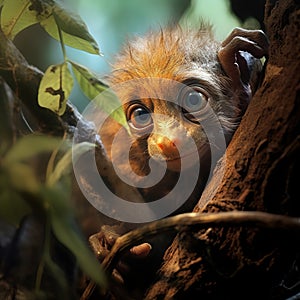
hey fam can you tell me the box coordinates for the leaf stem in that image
[5,2,31,38]
[55,16,67,61]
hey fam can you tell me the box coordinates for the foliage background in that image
[13,0,250,111]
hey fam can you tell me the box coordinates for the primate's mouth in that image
[150,142,211,172]
[152,148,206,172]
[166,150,196,162]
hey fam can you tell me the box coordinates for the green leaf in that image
[38,63,73,116]
[47,142,95,186]
[40,4,100,55]
[71,61,107,98]
[95,88,129,132]
[6,162,40,193]
[1,0,39,39]
[0,189,32,226]
[4,135,61,164]
[44,255,69,297]
[1,0,100,54]
[44,187,107,287]
[71,61,129,130]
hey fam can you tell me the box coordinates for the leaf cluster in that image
[0,0,120,297]
[1,0,127,128]
[0,134,106,297]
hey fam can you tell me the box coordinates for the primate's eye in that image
[131,108,152,127]
[182,89,208,113]
[180,86,210,122]
[128,105,153,130]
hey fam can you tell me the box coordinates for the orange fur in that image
[108,25,219,85]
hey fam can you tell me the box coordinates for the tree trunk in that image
[145,0,300,298]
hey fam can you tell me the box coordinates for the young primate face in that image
[115,77,226,172]
[79,25,267,221]
[102,26,248,175]
[127,88,208,171]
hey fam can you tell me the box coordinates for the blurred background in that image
[14,0,265,111]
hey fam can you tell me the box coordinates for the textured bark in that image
[145,0,300,299]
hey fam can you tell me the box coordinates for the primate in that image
[87,24,268,299]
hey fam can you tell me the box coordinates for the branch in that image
[102,211,300,273]
[82,211,300,299]
[0,29,64,133]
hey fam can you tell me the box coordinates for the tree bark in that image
[145,0,300,299]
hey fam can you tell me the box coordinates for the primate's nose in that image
[157,136,180,157]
